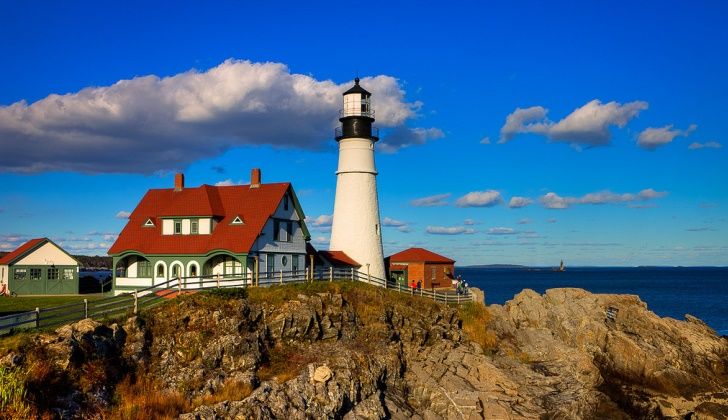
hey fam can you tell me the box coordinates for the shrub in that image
[0,366,32,419]
[109,374,190,420]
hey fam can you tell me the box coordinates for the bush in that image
[203,287,248,300]
[0,366,32,419]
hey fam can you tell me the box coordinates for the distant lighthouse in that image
[329,78,386,280]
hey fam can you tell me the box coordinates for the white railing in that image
[0,267,475,336]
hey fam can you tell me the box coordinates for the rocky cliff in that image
[0,283,726,419]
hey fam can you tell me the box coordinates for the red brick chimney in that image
[250,168,261,189]
[174,173,184,192]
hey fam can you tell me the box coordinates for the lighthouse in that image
[329,78,386,280]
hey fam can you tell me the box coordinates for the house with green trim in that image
[0,238,80,295]
[108,168,311,294]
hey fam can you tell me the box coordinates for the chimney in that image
[250,168,261,189]
[174,173,185,192]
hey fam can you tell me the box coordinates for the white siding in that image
[162,219,174,235]
[199,218,211,234]
[182,219,191,234]
[15,242,78,266]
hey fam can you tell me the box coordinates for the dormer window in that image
[174,220,182,234]
[231,215,244,225]
[144,218,155,227]
[191,220,198,234]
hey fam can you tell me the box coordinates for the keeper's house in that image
[386,248,455,289]
[108,169,310,295]
[0,238,80,295]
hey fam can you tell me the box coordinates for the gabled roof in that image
[0,238,46,265]
[318,251,360,267]
[0,238,79,265]
[108,183,310,256]
[388,247,455,264]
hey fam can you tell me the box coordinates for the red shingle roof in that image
[318,251,360,267]
[108,183,293,256]
[0,238,47,265]
[388,248,455,264]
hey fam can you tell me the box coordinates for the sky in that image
[0,0,726,266]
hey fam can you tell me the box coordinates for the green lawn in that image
[0,295,105,314]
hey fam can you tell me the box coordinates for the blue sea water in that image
[457,267,728,336]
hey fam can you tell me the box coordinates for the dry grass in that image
[108,374,191,420]
[257,342,322,384]
[0,366,33,419]
[193,379,253,406]
[458,302,498,350]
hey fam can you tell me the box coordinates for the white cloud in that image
[115,210,131,219]
[426,226,476,235]
[0,59,428,173]
[516,218,531,225]
[214,179,245,186]
[508,196,532,208]
[397,226,412,233]
[463,219,477,225]
[637,124,696,149]
[688,141,722,150]
[487,227,516,235]
[379,127,445,153]
[540,188,667,209]
[480,136,491,144]
[382,217,407,227]
[500,99,648,146]
[455,190,502,208]
[307,214,333,227]
[312,236,330,245]
[410,193,450,207]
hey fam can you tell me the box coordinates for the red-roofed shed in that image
[386,248,455,289]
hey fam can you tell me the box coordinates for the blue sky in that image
[1,0,726,265]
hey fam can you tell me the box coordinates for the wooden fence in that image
[0,267,475,336]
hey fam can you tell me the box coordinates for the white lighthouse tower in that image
[329,78,386,280]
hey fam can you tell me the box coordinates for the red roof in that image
[388,247,455,264]
[0,238,47,265]
[318,251,360,267]
[108,183,296,256]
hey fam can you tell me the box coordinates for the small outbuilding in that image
[0,238,80,295]
[386,247,455,289]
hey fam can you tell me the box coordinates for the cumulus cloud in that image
[637,124,696,149]
[508,196,533,208]
[487,227,517,235]
[688,141,722,150]
[0,59,428,173]
[115,210,131,219]
[499,99,648,146]
[540,188,667,209]
[307,214,333,227]
[455,190,503,207]
[382,217,407,227]
[410,193,450,207]
[214,179,245,186]
[426,226,476,235]
[379,127,444,153]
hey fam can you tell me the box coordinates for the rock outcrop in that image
[1,284,726,419]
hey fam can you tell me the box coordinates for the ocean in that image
[457,266,728,336]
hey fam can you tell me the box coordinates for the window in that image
[283,195,289,211]
[189,264,198,277]
[431,267,436,280]
[191,220,198,234]
[267,253,275,275]
[273,220,280,241]
[285,221,292,241]
[375,224,380,235]
[14,268,27,281]
[231,216,243,225]
[48,268,59,280]
[174,220,182,234]
[144,218,155,227]
[63,268,74,280]
[292,255,299,273]
[282,255,288,267]
[156,264,165,278]
[171,264,181,278]
[30,268,42,280]
[138,260,151,277]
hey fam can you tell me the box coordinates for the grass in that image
[0,366,32,419]
[0,295,104,314]
[108,374,190,420]
[458,302,498,351]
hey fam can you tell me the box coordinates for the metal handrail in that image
[339,109,375,118]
